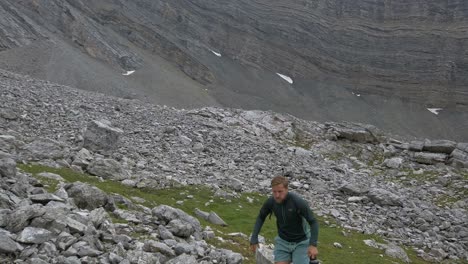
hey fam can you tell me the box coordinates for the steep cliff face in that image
[150,0,468,107]
[0,0,467,140]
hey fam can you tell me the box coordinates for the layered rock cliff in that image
[0,0,467,140]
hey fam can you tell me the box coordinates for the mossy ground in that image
[17,163,456,264]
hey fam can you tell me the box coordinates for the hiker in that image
[250,176,319,264]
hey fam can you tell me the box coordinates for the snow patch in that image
[427,108,443,115]
[276,73,293,84]
[211,50,221,57]
[122,70,135,76]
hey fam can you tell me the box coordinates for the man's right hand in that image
[250,244,258,253]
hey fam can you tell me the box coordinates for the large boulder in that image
[0,190,21,209]
[367,188,403,207]
[83,120,123,155]
[338,183,369,196]
[423,140,457,154]
[87,158,131,180]
[457,143,468,152]
[0,157,16,178]
[385,243,410,263]
[207,212,228,226]
[152,205,201,232]
[16,227,53,244]
[19,138,68,161]
[0,230,21,254]
[326,122,383,143]
[0,135,20,155]
[65,182,108,210]
[409,141,424,152]
[411,152,447,165]
[143,240,175,257]
[239,111,295,139]
[255,245,274,264]
[450,145,468,168]
[166,253,198,264]
[5,204,46,232]
[71,148,93,169]
[167,219,195,238]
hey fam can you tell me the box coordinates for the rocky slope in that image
[1,0,467,141]
[1,70,467,262]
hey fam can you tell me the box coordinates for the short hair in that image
[271,176,288,188]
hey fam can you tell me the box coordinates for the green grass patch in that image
[392,169,441,185]
[18,163,436,264]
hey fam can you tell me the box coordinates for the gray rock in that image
[0,230,20,253]
[385,243,410,263]
[192,142,205,152]
[6,204,46,232]
[228,178,243,192]
[38,241,58,256]
[19,138,67,161]
[0,209,10,226]
[167,219,195,238]
[456,142,468,152]
[76,245,102,257]
[87,158,131,180]
[411,152,447,165]
[158,225,175,240]
[65,182,108,210]
[338,183,369,196]
[429,247,448,261]
[166,253,197,264]
[83,120,123,155]
[333,242,343,248]
[29,193,64,204]
[330,123,381,143]
[383,157,403,169]
[16,227,53,244]
[71,148,93,169]
[0,135,19,154]
[143,240,175,257]
[121,179,137,187]
[27,258,49,264]
[409,141,424,152]
[367,188,403,206]
[54,187,69,200]
[423,139,457,154]
[113,209,141,223]
[0,158,16,178]
[56,232,77,251]
[173,242,195,255]
[179,135,192,145]
[450,148,468,168]
[89,208,110,228]
[126,249,163,264]
[220,249,243,264]
[62,216,87,234]
[37,172,64,181]
[0,190,20,209]
[256,245,274,264]
[208,211,228,226]
[194,208,210,220]
[152,205,201,232]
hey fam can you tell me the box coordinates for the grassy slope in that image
[18,164,457,264]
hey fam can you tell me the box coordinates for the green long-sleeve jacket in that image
[250,192,319,246]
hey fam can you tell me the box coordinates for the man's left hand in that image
[307,245,318,259]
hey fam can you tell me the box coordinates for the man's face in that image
[272,184,288,203]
